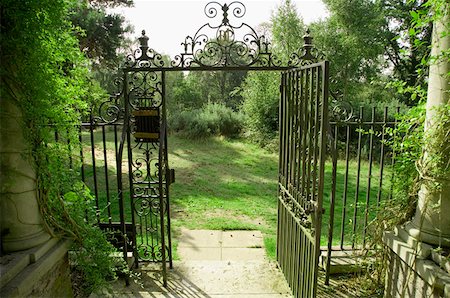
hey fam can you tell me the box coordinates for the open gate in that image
[121,68,173,275]
[94,67,174,285]
[83,1,330,293]
[278,62,329,297]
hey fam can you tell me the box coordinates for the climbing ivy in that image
[1,0,123,294]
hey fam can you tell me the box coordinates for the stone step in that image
[1,239,71,297]
[319,249,375,274]
[0,238,59,288]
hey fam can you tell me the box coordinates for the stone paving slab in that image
[221,248,266,261]
[173,260,291,296]
[178,229,222,248]
[177,247,222,261]
[178,230,266,262]
[92,230,292,297]
[221,231,264,248]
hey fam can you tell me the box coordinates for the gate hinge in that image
[168,168,175,185]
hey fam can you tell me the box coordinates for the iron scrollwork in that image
[171,1,281,68]
[94,75,125,124]
[125,30,166,68]
[123,2,326,70]
[288,29,325,67]
[329,91,354,122]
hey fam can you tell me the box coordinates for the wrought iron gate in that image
[93,66,173,286]
[122,68,173,267]
[277,62,329,297]
[81,1,331,292]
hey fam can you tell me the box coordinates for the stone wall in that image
[1,239,73,298]
[383,229,450,298]
[29,254,73,297]
[385,245,442,297]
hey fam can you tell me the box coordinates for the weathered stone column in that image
[405,6,450,247]
[0,92,51,252]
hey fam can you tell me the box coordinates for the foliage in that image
[316,0,432,106]
[70,0,133,94]
[168,102,244,139]
[240,71,280,146]
[240,1,305,146]
[357,0,449,294]
[271,0,305,60]
[0,0,125,293]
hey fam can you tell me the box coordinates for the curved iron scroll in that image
[125,2,324,69]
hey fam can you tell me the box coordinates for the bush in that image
[241,71,280,145]
[169,102,244,139]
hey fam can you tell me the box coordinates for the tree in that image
[271,0,305,60]
[318,0,432,106]
[0,0,119,292]
[241,71,281,143]
[70,0,133,93]
[240,0,305,144]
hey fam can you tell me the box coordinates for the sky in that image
[113,0,329,57]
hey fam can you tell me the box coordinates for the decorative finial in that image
[222,3,229,25]
[301,28,315,60]
[138,30,149,49]
[303,28,313,48]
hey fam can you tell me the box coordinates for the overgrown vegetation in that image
[0,0,131,295]
[168,102,244,139]
[353,1,450,295]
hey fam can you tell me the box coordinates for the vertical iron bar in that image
[89,114,100,224]
[325,125,338,285]
[117,71,129,264]
[277,72,285,263]
[296,69,304,190]
[314,62,328,297]
[340,125,350,248]
[312,67,320,202]
[159,71,168,287]
[376,107,388,207]
[300,70,307,197]
[114,124,119,223]
[162,71,173,270]
[389,107,400,200]
[102,125,112,225]
[362,107,375,247]
[79,125,88,221]
[352,107,364,248]
[79,125,85,183]
[305,68,313,208]
[125,80,137,265]
[286,72,293,285]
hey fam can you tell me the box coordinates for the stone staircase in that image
[0,238,72,297]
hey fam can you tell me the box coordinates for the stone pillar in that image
[405,6,450,247]
[0,95,51,252]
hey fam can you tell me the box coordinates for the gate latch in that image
[132,107,160,143]
[168,168,175,185]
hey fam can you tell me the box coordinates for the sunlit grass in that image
[81,130,391,259]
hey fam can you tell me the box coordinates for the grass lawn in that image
[81,130,391,259]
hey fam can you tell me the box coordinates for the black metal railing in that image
[48,104,400,281]
[322,105,400,282]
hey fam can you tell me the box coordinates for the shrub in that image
[241,71,280,145]
[168,102,244,139]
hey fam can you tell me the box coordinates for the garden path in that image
[91,230,364,297]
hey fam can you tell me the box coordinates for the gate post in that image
[404,7,450,247]
[0,93,51,252]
